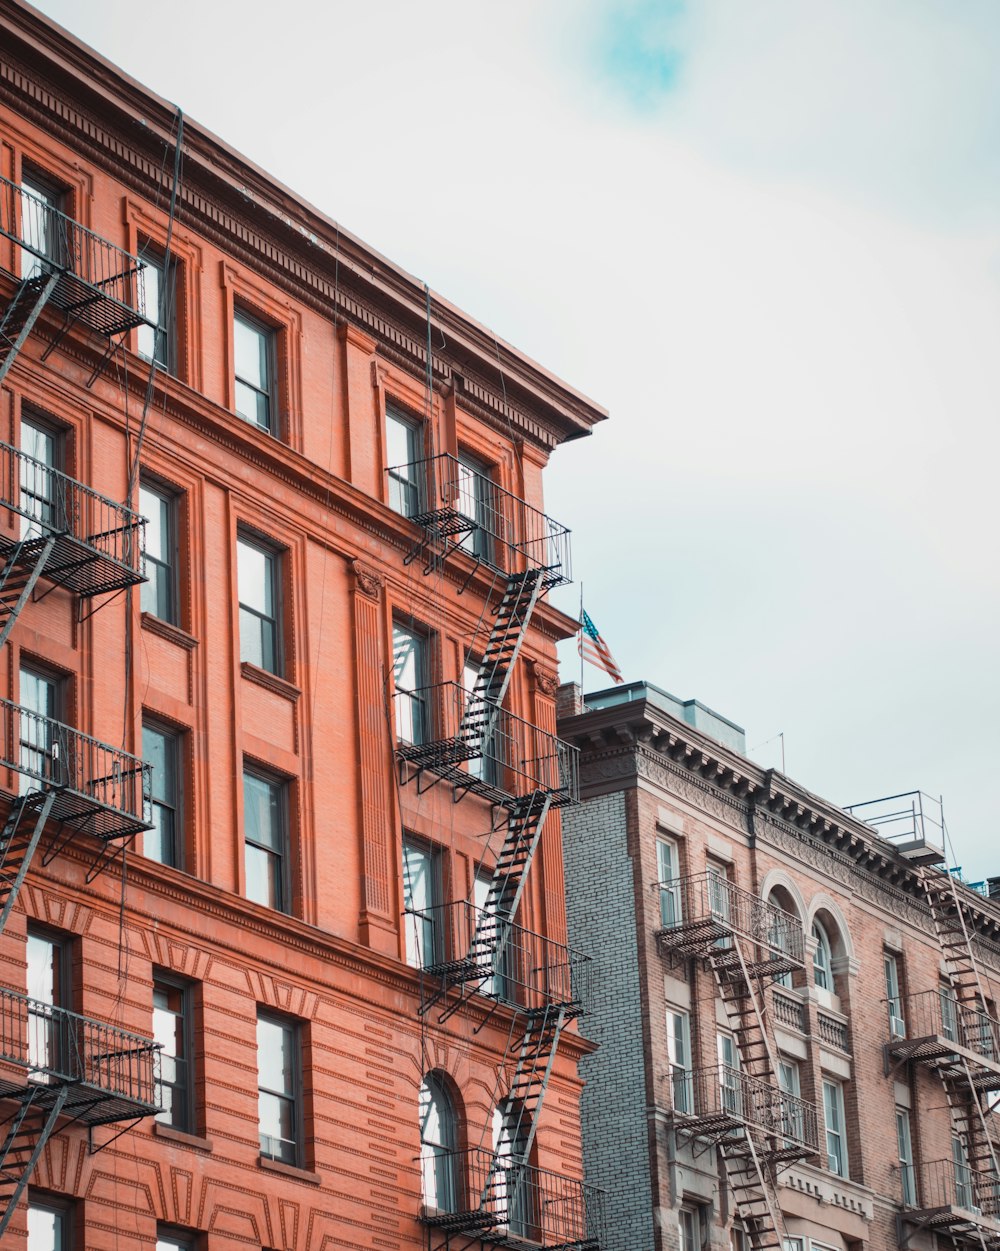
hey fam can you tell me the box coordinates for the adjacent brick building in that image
[0,2,608,1247]
[559,680,1000,1251]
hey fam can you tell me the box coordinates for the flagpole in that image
[579,581,584,696]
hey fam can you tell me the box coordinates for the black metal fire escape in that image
[393,454,603,1250]
[656,873,818,1251]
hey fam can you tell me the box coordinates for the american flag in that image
[579,610,623,684]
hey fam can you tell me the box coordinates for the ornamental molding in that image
[351,560,385,601]
[636,747,747,824]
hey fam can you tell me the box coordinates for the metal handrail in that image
[407,899,591,1013]
[394,681,579,805]
[0,985,159,1107]
[386,453,572,588]
[0,440,145,582]
[889,988,1000,1062]
[0,174,155,335]
[903,1158,1000,1220]
[844,790,944,850]
[653,871,805,963]
[667,1063,818,1151]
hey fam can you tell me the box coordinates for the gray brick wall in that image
[563,791,654,1251]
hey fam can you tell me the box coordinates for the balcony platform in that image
[887,990,1000,1090]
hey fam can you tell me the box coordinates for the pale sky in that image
[32,0,1000,878]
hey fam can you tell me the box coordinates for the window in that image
[238,535,280,674]
[812,920,833,991]
[140,482,178,622]
[667,1009,692,1115]
[896,1107,916,1206]
[953,1134,973,1209]
[782,1242,804,1251]
[26,928,68,1077]
[243,769,288,912]
[156,1229,194,1251]
[393,623,428,745]
[153,975,193,1133]
[20,168,66,276]
[143,722,181,867]
[717,1032,740,1115]
[419,1074,457,1213]
[940,981,959,1042]
[256,1011,300,1165]
[679,1208,703,1251]
[462,659,496,784]
[18,666,61,791]
[27,1198,69,1251]
[474,870,515,1000]
[656,838,681,928]
[777,1058,803,1144]
[455,452,493,561]
[885,952,905,1039]
[492,1100,533,1238]
[767,891,797,989]
[822,1079,847,1177]
[386,407,422,517]
[19,416,60,537]
[402,837,440,969]
[137,245,175,372]
[234,309,276,431]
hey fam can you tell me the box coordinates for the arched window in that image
[419,1074,457,1213]
[812,919,833,990]
[767,890,800,989]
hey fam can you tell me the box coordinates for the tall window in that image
[777,1058,803,1144]
[256,1011,300,1165]
[822,1079,847,1177]
[243,769,288,912]
[896,1107,915,1206]
[140,483,177,622]
[238,535,280,675]
[402,837,440,969]
[455,453,493,560]
[234,309,276,431]
[27,1198,69,1251]
[767,891,797,989]
[19,416,60,536]
[137,246,175,372]
[18,666,61,790]
[953,1135,973,1209]
[717,1033,740,1115]
[492,1100,533,1238]
[27,928,67,1077]
[885,952,905,1039]
[143,722,181,868]
[393,623,427,745]
[656,838,681,927]
[812,920,833,991]
[419,1074,457,1213]
[385,408,422,516]
[679,1209,702,1251]
[940,981,960,1042]
[153,975,193,1132]
[20,169,66,276]
[667,1009,692,1115]
[462,659,496,784]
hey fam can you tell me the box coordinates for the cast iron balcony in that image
[0,985,160,1123]
[653,872,805,976]
[0,697,152,840]
[421,1146,604,1250]
[667,1064,818,1164]
[388,453,572,589]
[0,174,154,337]
[886,989,1000,1090]
[898,1159,1000,1248]
[394,682,579,808]
[0,440,146,597]
[409,900,591,1018]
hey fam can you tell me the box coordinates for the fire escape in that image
[655,872,819,1251]
[392,453,604,1250]
[0,174,162,1234]
[848,792,1000,1249]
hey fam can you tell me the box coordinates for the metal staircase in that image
[0,272,59,386]
[0,792,56,933]
[0,1085,69,1235]
[0,535,56,651]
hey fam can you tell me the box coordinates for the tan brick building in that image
[558,680,1000,1251]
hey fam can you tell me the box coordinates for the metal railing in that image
[900,1158,1000,1223]
[0,986,159,1113]
[0,174,154,336]
[817,1011,850,1052]
[387,454,572,588]
[889,989,1000,1064]
[408,900,590,1014]
[422,1147,604,1249]
[0,440,145,594]
[0,696,152,839]
[394,682,579,807]
[653,872,805,967]
[772,989,806,1032]
[667,1064,818,1153]
[844,790,945,859]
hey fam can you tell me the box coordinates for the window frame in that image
[233,306,277,433]
[884,951,905,1039]
[142,719,182,869]
[385,406,424,518]
[666,1008,692,1115]
[896,1106,916,1206]
[656,837,682,928]
[243,766,290,914]
[402,835,442,969]
[812,919,833,991]
[19,165,69,276]
[136,241,177,373]
[155,1227,196,1251]
[455,449,495,562]
[237,532,283,677]
[152,972,195,1134]
[822,1078,847,1177]
[256,1009,302,1167]
[27,1193,72,1251]
[18,663,64,792]
[392,621,429,746]
[139,479,179,624]
[419,1072,458,1214]
[26,925,71,1078]
[19,412,64,538]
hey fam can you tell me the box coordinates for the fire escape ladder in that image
[467,569,544,715]
[720,1133,787,1251]
[479,791,552,924]
[0,1084,69,1239]
[920,863,991,1014]
[0,535,57,652]
[708,934,781,1084]
[0,273,59,387]
[0,791,57,934]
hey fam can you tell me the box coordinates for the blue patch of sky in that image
[595,0,687,111]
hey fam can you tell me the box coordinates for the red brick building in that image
[0,3,607,1247]
[559,680,1000,1251]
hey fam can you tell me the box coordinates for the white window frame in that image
[656,838,681,928]
[896,1107,916,1206]
[885,952,906,1039]
[812,919,833,991]
[778,1057,804,1145]
[667,1008,692,1115]
[822,1078,848,1177]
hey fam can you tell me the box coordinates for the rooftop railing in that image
[394,682,579,808]
[887,989,1000,1077]
[0,440,145,595]
[0,174,155,337]
[844,789,945,863]
[0,986,160,1124]
[421,1146,604,1250]
[388,454,572,589]
[653,872,804,973]
[900,1158,1000,1236]
[409,900,591,1016]
[0,697,152,840]
[667,1064,818,1158]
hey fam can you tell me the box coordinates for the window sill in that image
[240,661,300,702]
[258,1155,320,1185]
[153,1121,213,1153]
[141,612,198,650]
